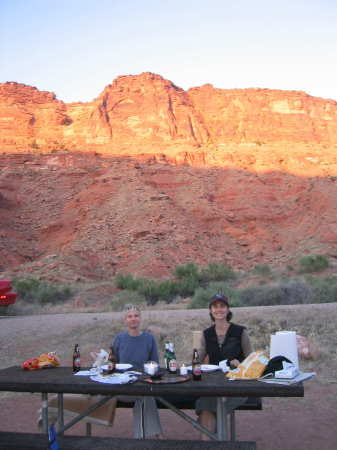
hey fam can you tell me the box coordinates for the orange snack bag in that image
[225,350,269,379]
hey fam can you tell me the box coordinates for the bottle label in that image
[169,359,177,372]
[74,358,81,368]
[193,365,201,376]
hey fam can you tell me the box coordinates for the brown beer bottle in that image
[192,348,202,381]
[73,344,81,373]
[107,347,117,374]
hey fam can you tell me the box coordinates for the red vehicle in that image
[0,280,17,311]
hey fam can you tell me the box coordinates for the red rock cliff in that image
[1,73,337,154]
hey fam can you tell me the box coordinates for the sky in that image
[1,0,337,103]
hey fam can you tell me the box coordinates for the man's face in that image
[124,309,141,330]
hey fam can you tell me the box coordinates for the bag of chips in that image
[225,350,269,379]
[22,352,60,370]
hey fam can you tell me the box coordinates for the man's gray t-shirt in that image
[112,331,159,368]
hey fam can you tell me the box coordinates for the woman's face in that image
[210,301,229,321]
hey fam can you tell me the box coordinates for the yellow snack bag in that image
[225,350,269,379]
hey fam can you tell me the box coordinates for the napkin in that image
[219,360,229,372]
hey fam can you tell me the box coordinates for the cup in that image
[180,363,188,376]
[144,361,159,376]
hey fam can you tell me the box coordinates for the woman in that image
[113,304,163,439]
[197,294,252,440]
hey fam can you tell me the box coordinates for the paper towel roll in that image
[270,331,299,368]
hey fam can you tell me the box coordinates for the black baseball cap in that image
[208,294,230,308]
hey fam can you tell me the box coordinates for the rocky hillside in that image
[0,73,337,282]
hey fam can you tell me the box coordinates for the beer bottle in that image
[107,347,117,374]
[192,348,202,381]
[73,344,81,373]
[168,343,177,374]
[164,342,170,371]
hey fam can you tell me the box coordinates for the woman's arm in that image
[229,329,252,368]
[198,333,208,363]
[241,329,253,358]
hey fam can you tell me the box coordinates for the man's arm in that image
[149,335,160,363]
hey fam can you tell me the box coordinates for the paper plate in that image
[186,364,220,373]
[100,363,133,372]
[116,363,133,371]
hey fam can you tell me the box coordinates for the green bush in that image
[136,279,161,305]
[199,262,236,283]
[188,282,240,309]
[238,279,311,306]
[253,264,272,276]
[156,281,179,303]
[305,275,337,303]
[298,254,329,273]
[173,263,199,280]
[12,278,73,305]
[115,274,141,290]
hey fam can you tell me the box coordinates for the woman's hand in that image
[229,359,240,368]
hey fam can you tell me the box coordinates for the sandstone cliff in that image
[0,73,337,282]
[1,72,337,155]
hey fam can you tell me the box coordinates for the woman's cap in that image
[208,294,230,308]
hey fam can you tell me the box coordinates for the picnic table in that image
[0,365,304,446]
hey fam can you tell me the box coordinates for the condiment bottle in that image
[73,344,81,373]
[192,348,202,381]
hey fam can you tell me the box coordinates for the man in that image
[113,304,163,439]
[39,304,162,439]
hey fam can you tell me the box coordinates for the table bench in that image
[112,396,262,441]
[0,431,257,450]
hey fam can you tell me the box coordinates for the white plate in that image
[101,363,133,371]
[116,363,133,371]
[186,364,220,373]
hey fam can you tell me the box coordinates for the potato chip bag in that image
[225,350,269,379]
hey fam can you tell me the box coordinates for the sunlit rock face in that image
[0,73,337,282]
[1,73,337,153]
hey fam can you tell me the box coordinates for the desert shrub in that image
[12,278,73,305]
[188,282,240,309]
[110,290,146,311]
[305,275,337,303]
[136,279,161,305]
[199,262,236,283]
[238,279,311,306]
[173,262,199,280]
[156,281,179,303]
[175,276,199,298]
[298,254,329,273]
[253,264,272,276]
[115,274,142,290]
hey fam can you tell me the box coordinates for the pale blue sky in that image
[1,0,337,103]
